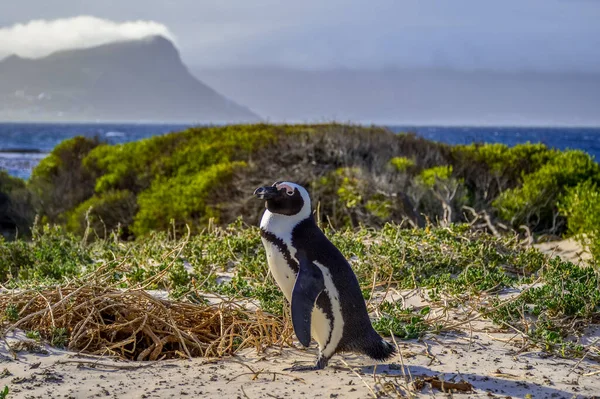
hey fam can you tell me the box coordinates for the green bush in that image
[373,303,432,339]
[389,156,415,172]
[414,165,466,225]
[22,125,450,235]
[74,124,291,235]
[17,124,600,241]
[0,170,34,238]
[28,136,101,223]
[493,150,600,232]
[312,167,395,227]
[453,142,551,177]
[66,190,137,238]
[132,161,247,235]
[417,165,453,188]
[85,124,279,195]
[560,180,600,263]
[486,255,600,352]
[0,223,91,282]
[451,143,553,208]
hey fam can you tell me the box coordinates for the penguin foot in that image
[284,356,329,372]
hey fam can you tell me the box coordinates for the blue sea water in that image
[0,123,599,179]
[0,123,192,179]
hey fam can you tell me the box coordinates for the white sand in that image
[1,240,598,398]
[535,238,593,266]
[2,322,599,398]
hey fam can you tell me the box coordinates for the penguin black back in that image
[291,217,396,359]
[255,181,396,370]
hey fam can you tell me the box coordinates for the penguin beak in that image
[254,186,280,200]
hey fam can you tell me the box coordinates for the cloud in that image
[0,16,175,59]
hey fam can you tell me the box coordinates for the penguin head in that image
[254,181,311,217]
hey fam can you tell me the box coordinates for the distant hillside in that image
[0,36,259,123]
[195,67,600,126]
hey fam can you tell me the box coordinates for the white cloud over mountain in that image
[1,1,599,72]
[0,16,175,59]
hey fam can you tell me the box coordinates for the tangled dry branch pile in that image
[0,284,291,361]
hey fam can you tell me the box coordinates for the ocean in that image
[1,123,599,179]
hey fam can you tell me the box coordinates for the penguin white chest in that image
[261,238,296,301]
[259,210,342,356]
[262,238,338,355]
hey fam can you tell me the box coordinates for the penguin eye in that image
[276,183,295,196]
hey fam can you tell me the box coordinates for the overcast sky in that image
[1,0,599,72]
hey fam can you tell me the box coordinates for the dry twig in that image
[0,284,290,361]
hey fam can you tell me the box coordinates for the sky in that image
[0,0,599,72]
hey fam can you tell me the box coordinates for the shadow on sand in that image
[358,363,587,399]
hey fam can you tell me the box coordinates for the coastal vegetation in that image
[1,124,598,261]
[0,222,598,361]
[0,123,598,363]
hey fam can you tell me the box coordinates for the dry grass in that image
[0,283,292,361]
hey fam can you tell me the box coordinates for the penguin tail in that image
[362,334,397,361]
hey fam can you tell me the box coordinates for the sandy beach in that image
[1,240,598,398]
[2,326,600,399]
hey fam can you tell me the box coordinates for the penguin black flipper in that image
[291,249,325,347]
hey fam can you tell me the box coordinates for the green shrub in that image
[66,190,137,238]
[414,165,466,225]
[132,161,247,235]
[0,223,91,283]
[4,304,19,322]
[373,303,432,339]
[454,142,551,176]
[417,165,453,188]
[0,237,27,281]
[313,167,395,227]
[335,167,364,209]
[20,125,448,235]
[560,180,600,263]
[50,327,68,348]
[0,170,25,193]
[76,124,288,235]
[85,124,279,195]
[493,150,600,232]
[486,256,600,352]
[28,136,101,223]
[17,124,600,239]
[451,142,553,207]
[0,170,34,238]
[389,156,415,172]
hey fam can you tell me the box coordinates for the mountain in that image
[0,36,259,123]
[195,67,600,126]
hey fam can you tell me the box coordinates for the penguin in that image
[254,181,396,371]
